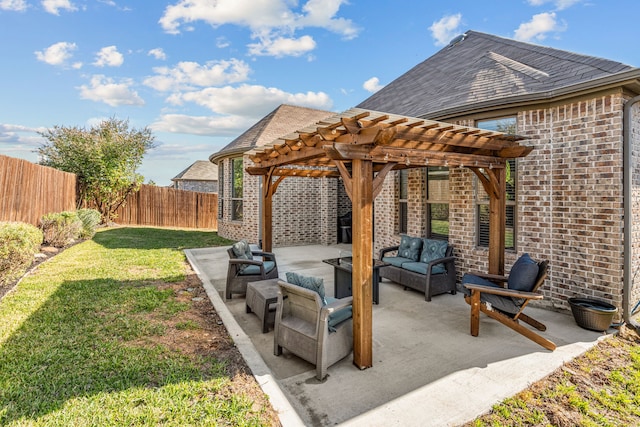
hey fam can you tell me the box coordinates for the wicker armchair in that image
[274,280,353,381]
[225,242,278,300]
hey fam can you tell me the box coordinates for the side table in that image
[245,278,280,333]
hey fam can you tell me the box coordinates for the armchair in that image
[226,240,278,300]
[462,255,555,351]
[274,280,353,381]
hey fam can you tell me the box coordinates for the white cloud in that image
[248,35,316,57]
[148,48,167,60]
[34,41,77,66]
[167,84,332,118]
[143,59,251,92]
[526,0,582,10]
[93,45,124,67]
[429,13,463,46]
[514,12,566,41]
[159,0,358,57]
[78,74,144,107]
[0,0,27,11]
[42,0,77,15]
[0,123,47,160]
[363,77,383,93]
[216,37,230,48]
[151,114,254,136]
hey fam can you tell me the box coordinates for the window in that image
[475,117,517,250]
[398,169,408,234]
[218,161,224,219]
[231,157,243,221]
[426,167,449,240]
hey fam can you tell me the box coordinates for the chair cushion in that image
[381,256,414,268]
[420,239,448,264]
[402,261,446,275]
[325,298,353,332]
[507,254,539,292]
[239,260,276,276]
[286,272,327,305]
[462,273,522,314]
[398,234,422,261]
[231,240,253,271]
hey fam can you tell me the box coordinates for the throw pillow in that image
[231,240,253,272]
[286,271,327,305]
[420,239,448,264]
[507,253,539,292]
[398,234,422,261]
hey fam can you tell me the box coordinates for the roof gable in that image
[172,160,218,181]
[213,104,333,158]
[357,30,638,118]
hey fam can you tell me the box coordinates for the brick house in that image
[356,30,640,316]
[171,160,218,193]
[210,104,343,245]
[211,31,640,317]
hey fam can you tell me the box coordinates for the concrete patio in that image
[185,244,611,427]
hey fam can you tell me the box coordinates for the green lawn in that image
[0,227,277,426]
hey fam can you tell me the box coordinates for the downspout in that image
[623,94,640,331]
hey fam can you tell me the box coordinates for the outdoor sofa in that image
[379,235,456,301]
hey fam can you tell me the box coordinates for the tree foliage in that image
[38,118,155,223]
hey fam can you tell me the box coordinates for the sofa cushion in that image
[239,260,276,276]
[398,234,422,261]
[381,256,414,268]
[402,261,446,275]
[286,271,327,305]
[420,239,448,264]
[231,240,253,271]
[507,254,539,292]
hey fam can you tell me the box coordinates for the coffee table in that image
[322,257,388,304]
[245,278,280,333]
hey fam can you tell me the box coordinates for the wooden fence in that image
[112,184,218,230]
[1,155,217,230]
[0,155,77,226]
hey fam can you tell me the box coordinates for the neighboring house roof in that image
[171,160,218,182]
[209,104,333,163]
[357,30,640,119]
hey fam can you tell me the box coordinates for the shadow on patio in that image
[185,244,609,427]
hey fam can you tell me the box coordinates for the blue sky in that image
[1,0,639,186]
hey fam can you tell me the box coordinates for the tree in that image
[38,118,155,223]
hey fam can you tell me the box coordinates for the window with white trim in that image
[231,157,243,221]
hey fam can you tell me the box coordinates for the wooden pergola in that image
[246,108,533,370]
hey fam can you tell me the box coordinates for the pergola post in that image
[488,167,506,275]
[351,158,373,369]
[262,174,273,252]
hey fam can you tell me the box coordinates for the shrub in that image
[76,208,101,239]
[0,222,43,286]
[40,211,82,248]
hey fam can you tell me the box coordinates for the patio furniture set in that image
[226,237,557,379]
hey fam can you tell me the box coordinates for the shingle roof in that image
[171,160,218,182]
[210,104,334,161]
[357,30,639,119]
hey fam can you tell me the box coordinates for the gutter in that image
[623,94,640,332]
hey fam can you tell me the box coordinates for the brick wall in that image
[217,156,338,247]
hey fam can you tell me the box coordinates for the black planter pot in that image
[568,297,618,332]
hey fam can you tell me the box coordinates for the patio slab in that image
[185,244,611,427]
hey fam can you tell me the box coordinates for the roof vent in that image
[447,33,467,48]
